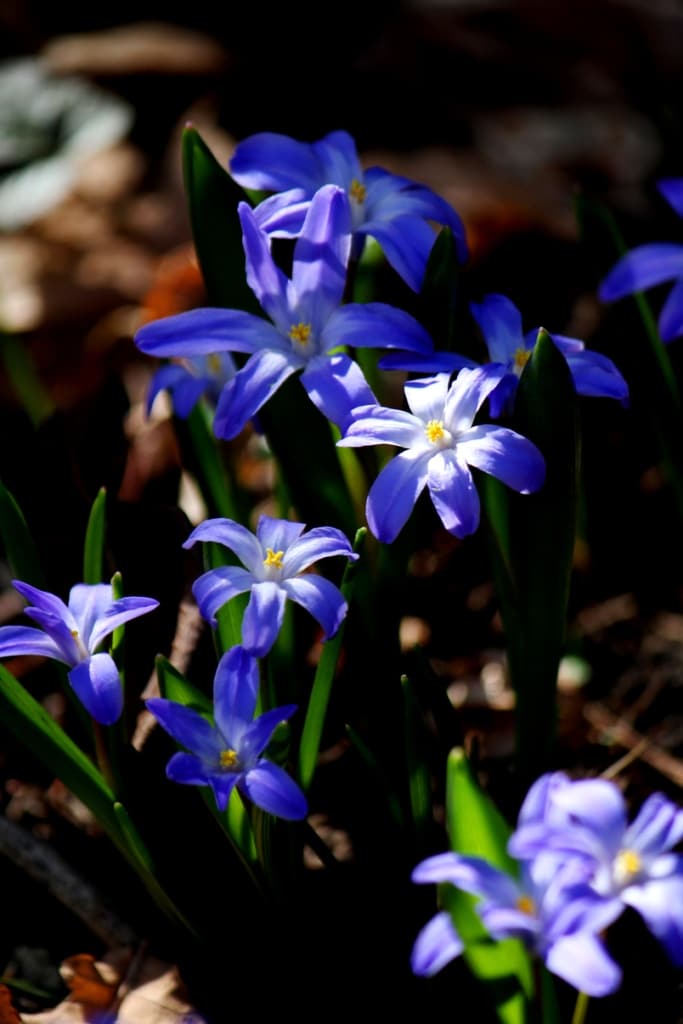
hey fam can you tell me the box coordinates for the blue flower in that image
[599,179,683,342]
[379,293,629,417]
[228,128,468,292]
[509,772,683,966]
[337,368,545,543]
[411,850,621,996]
[0,580,159,725]
[184,514,359,657]
[135,184,432,439]
[146,352,237,419]
[146,645,307,819]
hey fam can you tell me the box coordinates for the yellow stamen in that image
[220,749,239,769]
[207,353,222,375]
[349,178,367,204]
[289,322,312,345]
[614,848,642,884]
[425,419,446,444]
[513,348,531,373]
[263,548,285,570]
[70,629,79,639]
[516,894,536,916]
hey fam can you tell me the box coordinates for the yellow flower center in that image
[425,419,446,444]
[263,548,285,570]
[349,178,367,204]
[219,749,239,769]
[614,848,642,885]
[207,353,222,375]
[516,894,536,916]
[289,322,312,345]
[513,348,531,374]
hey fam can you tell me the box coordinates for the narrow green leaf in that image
[444,747,533,1024]
[184,399,248,522]
[418,227,459,351]
[0,478,45,587]
[82,486,107,585]
[298,527,366,791]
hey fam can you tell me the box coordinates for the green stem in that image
[571,991,590,1024]
[92,720,116,794]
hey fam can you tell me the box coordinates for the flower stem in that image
[571,991,590,1024]
[92,720,116,794]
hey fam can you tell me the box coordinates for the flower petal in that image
[282,574,348,640]
[623,875,683,964]
[251,188,310,237]
[240,703,298,761]
[457,424,546,494]
[313,130,362,187]
[598,244,683,301]
[444,366,504,434]
[238,200,292,328]
[165,751,213,786]
[321,302,434,355]
[213,645,260,741]
[68,653,123,725]
[360,213,438,292]
[146,697,219,756]
[291,184,351,325]
[378,351,476,374]
[657,178,683,218]
[545,933,621,997]
[213,349,301,440]
[146,364,207,418]
[0,625,67,662]
[241,581,287,657]
[412,852,520,904]
[427,449,480,538]
[255,515,306,555]
[301,352,377,432]
[658,278,683,342]
[403,373,450,421]
[13,580,73,623]
[337,405,424,449]
[410,911,464,978]
[564,350,630,402]
[365,448,430,543]
[185,516,263,566]
[16,609,81,663]
[470,294,524,363]
[283,525,357,575]
[550,778,628,859]
[210,772,241,812]
[135,307,281,357]
[624,792,683,857]
[88,596,159,653]
[229,132,323,193]
[240,759,308,820]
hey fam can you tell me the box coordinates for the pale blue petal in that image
[366,448,430,543]
[543,332,584,354]
[623,876,683,964]
[291,184,351,326]
[427,449,480,538]
[313,131,362,188]
[444,365,503,433]
[146,697,219,755]
[337,404,424,449]
[359,213,438,292]
[184,517,263,573]
[238,201,291,329]
[551,779,627,859]
[487,372,519,419]
[251,188,310,238]
[378,351,475,374]
[403,374,450,421]
[18,609,80,663]
[229,132,323,193]
[89,596,159,653]
[255,515,306,555]
[213,645,260,740]
[599,244,683,301]
[240,703,298,761]
[146,365,206,418]
[302,352,377,432]
[658,278,683,342]
[68,584,113,644]
[283,525,357,575]
[410,911,464,978]
[240,760,308,820]
[241,581,287,657]
[282,574,348,639]
[135,307,281,357]
[191,566,255,627]
[13,580,73,624]
[321,302,434,354]
[545,933,621,997]
[213,350,301,441]
[478,903,539,943]
[564,351,630,402]
[470,294,523,363]
[624,793,683,856]
[0,625,67,663]
[457,425,546,494]
[657,178,683,218]
[412,852,520,903]
[68,653,123,725]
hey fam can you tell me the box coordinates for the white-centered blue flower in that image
[337,368,545,543]
[135,184,433,439]
[184,514,359,657]
[228,128,468,292]
[0,580,158,725]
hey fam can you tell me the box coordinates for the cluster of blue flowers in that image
[412,772,683,996]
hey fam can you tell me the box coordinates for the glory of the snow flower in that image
[146,645,307,819]
[0,580,159,725]
[184,514,359,657]
[228,128,468,292]
[337,368,545,543]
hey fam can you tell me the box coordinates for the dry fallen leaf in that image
[0,986,23,1024]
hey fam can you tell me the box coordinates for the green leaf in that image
[444,747,533,1024]
[0,478,45,587]
[418,227,459,351]
[82,486,107,585]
